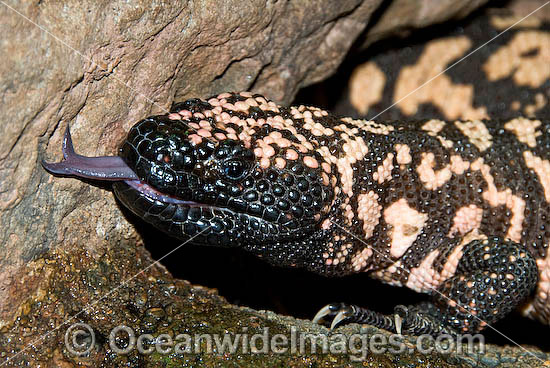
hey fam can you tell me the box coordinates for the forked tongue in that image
[42,126,139,181]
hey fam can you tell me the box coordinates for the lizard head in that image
[43,94,336,248]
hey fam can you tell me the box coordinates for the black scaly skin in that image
[326,10,550,122]
[105,91,549,336]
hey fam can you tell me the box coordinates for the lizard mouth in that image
[123,179,207,207]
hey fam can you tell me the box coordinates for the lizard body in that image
[44,91,548,335]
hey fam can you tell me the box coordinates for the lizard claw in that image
[314,303,410,333]
[330,309,354,330]
[312,303,354,329]
[394,313,403,335]
[394,305,408,335]
[312,304,333,325]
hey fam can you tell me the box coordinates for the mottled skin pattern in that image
[324,11,550,122]
[108,91,549,336]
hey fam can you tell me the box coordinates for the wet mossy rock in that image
[3,0,546,366]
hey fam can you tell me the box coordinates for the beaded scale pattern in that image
[44,90,549,336]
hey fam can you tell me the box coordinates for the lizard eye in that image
[221,159,247,181]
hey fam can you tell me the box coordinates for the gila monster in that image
[43,91,549,336]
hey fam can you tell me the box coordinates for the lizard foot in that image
[313,302,455,336]
[313,237,539,336]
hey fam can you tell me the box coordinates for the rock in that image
[0,0,503,366]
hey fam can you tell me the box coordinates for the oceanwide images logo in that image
[65,322,485,360]
[65,323,96,356]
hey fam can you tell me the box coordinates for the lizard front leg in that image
[314,237,539,336]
